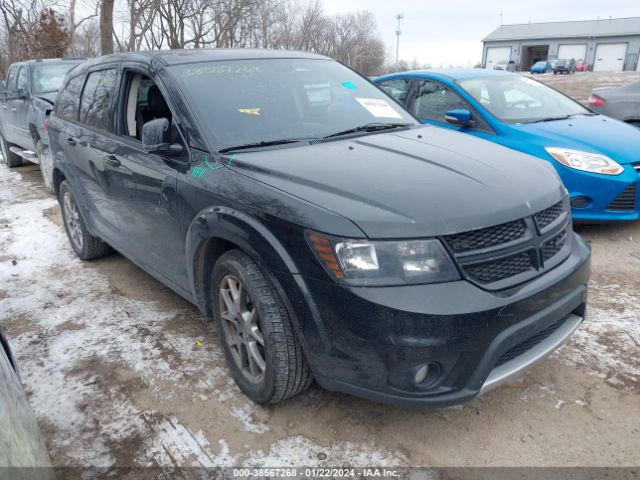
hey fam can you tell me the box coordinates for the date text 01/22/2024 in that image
[231,468,400,477]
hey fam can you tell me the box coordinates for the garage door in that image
[485,47,511,69]
[557,44,587,61]
[593,43,627,72]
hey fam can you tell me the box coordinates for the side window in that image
[121,71,173,141]
[5,67,17,93]
[412,80,469,123]
[55,75,85,120]
[15,67,27,95]
[378,79,411,104]
[79,69,117,131]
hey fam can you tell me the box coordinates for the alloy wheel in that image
[63,191,84,251]
[219,274,266,384]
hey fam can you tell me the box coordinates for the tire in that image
[0,132,23,168]
[211,249,313,404]
[58,181,111,260]
[35,139,54,194]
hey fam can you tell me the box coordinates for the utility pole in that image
[395,14,403,72]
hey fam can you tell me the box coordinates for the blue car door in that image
[408,79,497,141]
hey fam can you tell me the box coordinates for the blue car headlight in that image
[545,147,624,175]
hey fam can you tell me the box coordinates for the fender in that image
[185,205,334,364]
[186,205,299,312]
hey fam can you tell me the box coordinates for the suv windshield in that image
[170,59,416,150]
[458,75,589,123]
[31,63,79,94]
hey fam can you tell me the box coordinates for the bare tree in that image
[99,0,114,53]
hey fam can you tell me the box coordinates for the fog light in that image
[570,196,591,208]
[414,364,429,385]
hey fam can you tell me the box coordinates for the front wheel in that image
[211,250,313,404]
[35,140,54,194]
[59,181,111,260]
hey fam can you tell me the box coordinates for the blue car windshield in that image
[170,59,416,150]
[458,75,590,124]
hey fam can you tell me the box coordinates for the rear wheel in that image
[0,132,23,168]
[35,139,54,194]
[59,181,111,260]
[212,249,313,404]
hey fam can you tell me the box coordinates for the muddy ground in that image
[0,72,639,474]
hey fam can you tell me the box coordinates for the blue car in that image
[530,61,553,74]
[375,69,640,222]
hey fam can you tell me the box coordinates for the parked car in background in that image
[530,61,553,74]
[576,60,589,72]
[375,69,640,222]
[0,58,84,193]
[588,81,640,127]
[47,49,590,408]
[553,59,576,74]
[0,324,54,475]
[493,60,515,72]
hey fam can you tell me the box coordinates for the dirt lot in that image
[1,72,639,473]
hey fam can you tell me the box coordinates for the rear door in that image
[105,67,188,288]
[67,67,122,239]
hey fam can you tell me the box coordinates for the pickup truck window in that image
[32,63,79,95]
[5,67,17,93]
[15,67,27,95]
[55,75,85,120]
[80,69,117,131]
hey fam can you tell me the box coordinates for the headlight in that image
[306,232,460,286]
[545,147,623,175]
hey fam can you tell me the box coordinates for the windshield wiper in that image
[218,138,313,153]
[528,113,593,124]
[323,122,413,138]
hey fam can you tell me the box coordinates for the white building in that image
[482,17,640,72]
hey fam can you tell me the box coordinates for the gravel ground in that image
[0,72,639,473]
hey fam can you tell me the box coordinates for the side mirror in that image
[445,109,475,127]
[141,118,182,156]
[0,80,5,91]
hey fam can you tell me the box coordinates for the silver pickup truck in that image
[0,58,83,192]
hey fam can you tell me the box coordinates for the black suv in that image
[48,50,590,407]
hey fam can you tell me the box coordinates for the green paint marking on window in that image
[225,154,236,166]
[342,81,358,90]
[192,166,206,179]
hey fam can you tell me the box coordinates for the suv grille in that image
[607,183,636,211]
[443,219,526,253]
[465,252,534,283]
[534,201,564,231]
[441,200,571,290]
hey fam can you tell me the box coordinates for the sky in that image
[321,0,640,67]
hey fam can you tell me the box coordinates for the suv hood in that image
[512,114,640,165]
[228,126,565,239]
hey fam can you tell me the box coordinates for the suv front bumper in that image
[276,232,591,407]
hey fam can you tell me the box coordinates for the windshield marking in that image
[355,98,403,119]
[238,108,261,116]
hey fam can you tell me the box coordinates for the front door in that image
[11,66,30,147]
[107,69,188,289]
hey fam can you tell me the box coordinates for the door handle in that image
[11,107,16,112]
[104,155,121,168]
[65,137,77,146]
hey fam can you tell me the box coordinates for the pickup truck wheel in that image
[212,250,313,404]
[58,181,111,260]
[0,133,23,168]
[35,140,54,194]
